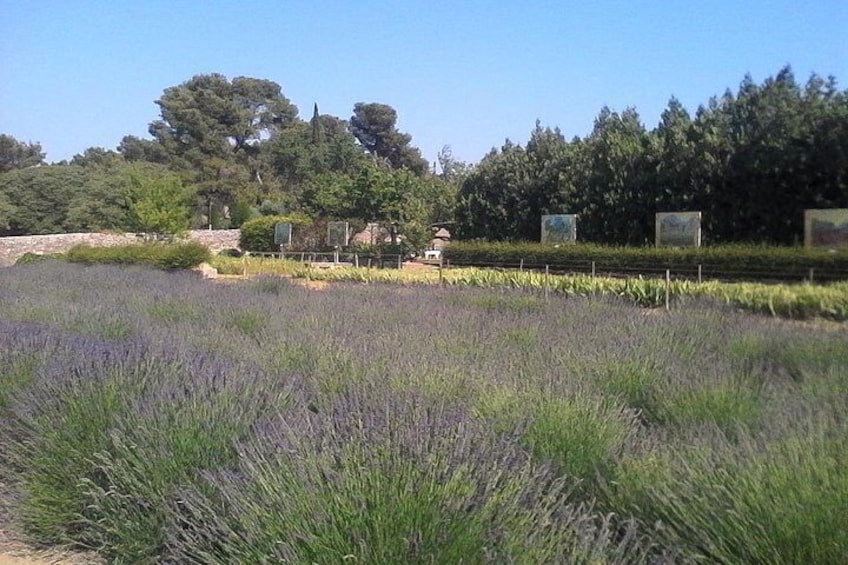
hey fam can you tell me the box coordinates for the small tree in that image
[129,172,192,236]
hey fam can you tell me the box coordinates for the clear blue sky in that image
[2,1,846,166]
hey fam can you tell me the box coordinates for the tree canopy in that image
[0,134,45,173]
[150,74,298,159]
[0,73,447,241]
[456,66,848,245]
[2,66,846,247]
[350,102,429,175]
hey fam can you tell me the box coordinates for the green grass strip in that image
[211,256,848,321]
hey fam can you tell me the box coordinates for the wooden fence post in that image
[665,269,671,310]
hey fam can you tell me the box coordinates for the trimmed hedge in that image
[442,242,848,281]
[65,242,210,270]
[238,214,314,253]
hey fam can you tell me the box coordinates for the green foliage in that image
[69,147,123,168]
[0,353,39,411]
[350,102,428,175]
[264,115,367,202]
[224,309,266,340]
[65,173,134,232]
[443,241,848,280]
[455,139,532,240]
[18,380,126,545]
[596,362,662,422]
[526,397,633,483]
[3,263,847,562]
[14,252,62,265]
[298,163,450,250]
[456,67,848,245]
[238,213,313,252]
[1,85,437,239]
[228,199,257,227]
[216,255,848,320]
[129,170,192,235]
[118,135,170,164]
[66,160,171,232]
[0,165,89,234]
[65,242,210,270]
[148,73,299,221]
[658,385,762,437]
[147,300,203,324]
[607,434,848,564]
[479,392,635,484]
[0,160,179,235]
[0,192,15,231]
[4,349,266,561]
[5,66,847,246]
[141,242,210,270]
[76,397,253,562]
[729,335,848,387]
[199,446,491,563]
[0,134,45,173]
[151,74,298,158]
[350,165,435,248]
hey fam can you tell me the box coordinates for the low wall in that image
[0,230,240,267]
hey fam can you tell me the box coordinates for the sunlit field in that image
[1,260,846,563]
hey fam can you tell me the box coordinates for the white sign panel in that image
[541,214,577,244]
[804,209,848,248]
[656,212,701,247]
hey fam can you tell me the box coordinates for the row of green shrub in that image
[443,241,848,280]
[64,242,210,270]
[212,256,848,320]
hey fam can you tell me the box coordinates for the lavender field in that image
[1,260,847,564]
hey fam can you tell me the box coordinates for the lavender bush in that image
[0,260,846,563]
[165,384,649,564]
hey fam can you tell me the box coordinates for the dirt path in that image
[0,532,103,565]
[0,486,103,565]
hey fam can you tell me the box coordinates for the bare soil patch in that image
[0,483,104,565]
[0,532,103,565]
[293,278,330,290]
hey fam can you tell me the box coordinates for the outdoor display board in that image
[327,221,350,247]
[655,212,702,247]
[274,222,292,246]
[541,214,578,244]
[804,209,848,248]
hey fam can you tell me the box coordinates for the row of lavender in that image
[1,261,846,563]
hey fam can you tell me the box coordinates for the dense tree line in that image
[2,67,846,246]
[457,67,848,245]
[0,74,459,248]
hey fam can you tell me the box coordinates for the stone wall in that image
[0,230,240,267]
[182,229,241,253]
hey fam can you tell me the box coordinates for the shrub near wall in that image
[65,242,210,270]
[238,214,313,253]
